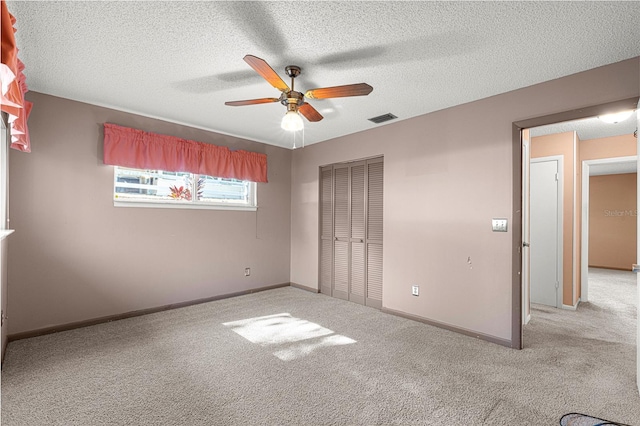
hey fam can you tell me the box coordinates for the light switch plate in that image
[492,218,508,232]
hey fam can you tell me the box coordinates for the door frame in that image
[530,156,564,310]
[636,102,639,395]
[521,131,531,325]
[511,96,639,350]
[580,155,637,302]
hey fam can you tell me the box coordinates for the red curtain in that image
[1,0,31,152]
[103,123,268,183]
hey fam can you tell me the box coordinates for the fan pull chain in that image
[291,125,305,149]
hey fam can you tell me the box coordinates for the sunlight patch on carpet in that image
[223,313,356,361]
[273,334,356,361]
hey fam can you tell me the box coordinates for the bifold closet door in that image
[349,162,366,305]
[319,158,383,307]
[319,166,333,296]
[332,165,349,300]
[366,158,383,308]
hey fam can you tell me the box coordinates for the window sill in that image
[114,200,257,212]
[0,229,15,240]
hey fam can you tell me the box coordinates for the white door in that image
[530,158,562,308]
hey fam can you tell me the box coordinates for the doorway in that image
[580,156,637,302]
[512,97,640,390]
[512,96,638,351]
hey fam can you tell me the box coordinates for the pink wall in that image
[581,134,637,160]
[290,58,639,343]
[589,173,637,270]
[8,93,292,335]
[580,133,636,298]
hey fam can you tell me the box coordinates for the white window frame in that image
[1,114,9,230]
[0,113,13,240]
[113,166,257,211]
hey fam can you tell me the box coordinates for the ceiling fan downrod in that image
[282,65,304,110]
[285,65,301,91]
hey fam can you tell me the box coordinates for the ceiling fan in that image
[225,55,373,131]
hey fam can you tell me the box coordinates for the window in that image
[113,166,257,210]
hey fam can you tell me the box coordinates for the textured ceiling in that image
[530,114,638,176]
[530,115,637,141]
[589,160,636,176]
[8,1,640,149]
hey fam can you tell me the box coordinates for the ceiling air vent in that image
[368,113,397,124]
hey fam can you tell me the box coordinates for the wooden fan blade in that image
[225,98,279,106]
[305,83,373,99]
[299,103,323,122]
[244,55,289,92]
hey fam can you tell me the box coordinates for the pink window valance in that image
[103,123,268,183]
[1,0,32,152]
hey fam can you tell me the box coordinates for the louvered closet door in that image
[332,165,349,300]
[366,158,384,308]
[319,166,333,296]
[349,162,366,305]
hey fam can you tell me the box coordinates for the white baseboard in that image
[562,298,581,311]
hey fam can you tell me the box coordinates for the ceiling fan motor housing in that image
[280,90,304,107]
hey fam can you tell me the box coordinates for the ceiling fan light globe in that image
[281,110,304,132]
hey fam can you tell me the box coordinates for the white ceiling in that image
[529,115,637,141]
[529,111,637,177]
[589,160,637,176]
[8,1,640,149]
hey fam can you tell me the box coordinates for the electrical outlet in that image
[412,285,419,296]
[244,267,251,277]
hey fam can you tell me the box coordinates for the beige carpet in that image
[1,268,638,425]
